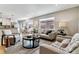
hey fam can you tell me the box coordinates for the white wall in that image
[53,7,78,35]
[32,6,79,35]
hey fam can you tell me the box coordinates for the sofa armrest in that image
[40,44,68,54]
[56,35,72,42]
[72,47,79,54]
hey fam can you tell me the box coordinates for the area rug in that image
[5,42,39,54]
[5,39,52,54]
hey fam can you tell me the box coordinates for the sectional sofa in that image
[40,33,79,54]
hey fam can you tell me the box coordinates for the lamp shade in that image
[59,20,67,28]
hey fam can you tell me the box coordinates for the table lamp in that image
[58,20,67,35]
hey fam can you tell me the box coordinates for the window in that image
[40,17,55,33]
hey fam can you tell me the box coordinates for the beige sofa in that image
[40,33,79,54]
[40,31,57,41]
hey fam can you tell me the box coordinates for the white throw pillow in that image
[60,39,71,48]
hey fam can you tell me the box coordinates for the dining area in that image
[0,29,21,47]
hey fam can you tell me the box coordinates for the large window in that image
[40,17,55,34]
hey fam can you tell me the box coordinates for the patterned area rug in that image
[5,39,52,54]
[6,42,39,54]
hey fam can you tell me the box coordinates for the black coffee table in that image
[22,36,40,48]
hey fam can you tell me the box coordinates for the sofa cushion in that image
[56,37,65,42]
[51,39,71,49]
[40,34,50,39]
[51,41,61,48]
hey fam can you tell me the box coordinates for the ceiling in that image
[0,4,79,20]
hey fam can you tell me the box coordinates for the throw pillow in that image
[60,39,71,48]
[46,30,52,35]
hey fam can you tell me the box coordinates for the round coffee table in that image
[22,36,40,48]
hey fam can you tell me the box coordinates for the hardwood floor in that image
[0,46,5,54]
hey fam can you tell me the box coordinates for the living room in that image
[0,4,79,54]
